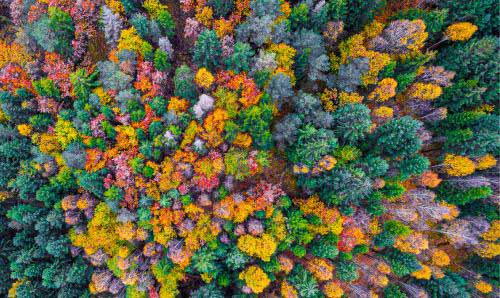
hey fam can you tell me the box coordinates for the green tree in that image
[383,248,421,277]
[156,9,176,37]
[193,30,222,71]
[331,104,372,145]
[336,261,358,282]
[287,125,338,167]
[346,0,386,31]
[384,284,408,298]
[48,7,75,57]
[224,42,254,73]
[173,64,197,102]
[154,49,171,71]
[369,116,422,158]
[288,264,322,298]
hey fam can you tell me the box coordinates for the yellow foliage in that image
[268,43,296,70]
[280,2,292,17]
[377,263,391,274]
[475,281,493,294]
[239,266,270,294]
[339,33,392,85]
[0,41,31,69]
[368,78,397,102]
[106,0,124,14]
[394,233,428,254]
[281,281,298,298]
[153,226,177,245]
[168,97,190,113]
[443,154,476,177]
[194,154,224,177]
[237,233,277,261]
[431,250,450,267]
[180,121,199,148]
[55,118,79,149]
[482,220,500,241]
[323,281,344,298]
[118,27,144,53]
[411,264,432,280]
[195,6,213,27]
[320,89,338,112]
[363,20,385,39]
[8,280,23,298]
[445,22,478,41]
[338,91,364,106]
[401,20,428,53]
[94,87,113,105]
[475,154,497,170]
[17,124,32,136]
[233,133,252,148]
[115,126,138,149]
[116,222,136,241]
[70,203,119,255]
[372,106,394,118]
[306,258,334,281]
[476,242,500,258]
[214,87,239,117]
[201,108,229,147]
[143,0,167,18]
[194,68,214,89]
[407,83,442,101]
[38,133,61,154]
[158,266,184,298]
[0,108,8,123]
[318,155,337,171]
[270,211,287,241]
[214,18,234,38]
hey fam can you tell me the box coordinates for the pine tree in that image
[193,30,222,71]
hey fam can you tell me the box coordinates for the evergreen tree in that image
[193,30,223,71]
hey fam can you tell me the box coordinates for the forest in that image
[0,0,498,297]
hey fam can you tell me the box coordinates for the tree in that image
[438,0,498,36]
[437,37,498,105]
[417,271,471,298]
[391,8,448,38]
[0,126,31,188]
[173,64,197,102]
[299,167,372,206]
[273,114,303,149]
[331,104,371,145]
[333,58,370,92]
[436,182,492,206]
[290,3,309,31]
[309,234,339,258]
[382,248,421,277]
[154,49,171,71]
[156,9,176,37]
[47,7,75,57]
[101,6,123,47]
[190,283,225,298]
[288,264,322,298]
[336,261,358,282]
[368,20,427,54]
[265,73,294,108]
[287,125,338,167]
[224,42,254,73]
[62,142,87,169]
[370,116,422,158]
[397,155,430,179]
[345,0,386,31]
[193,29,222,70]
[384,284,408,298]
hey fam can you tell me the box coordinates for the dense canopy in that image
[0,0,498,297]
